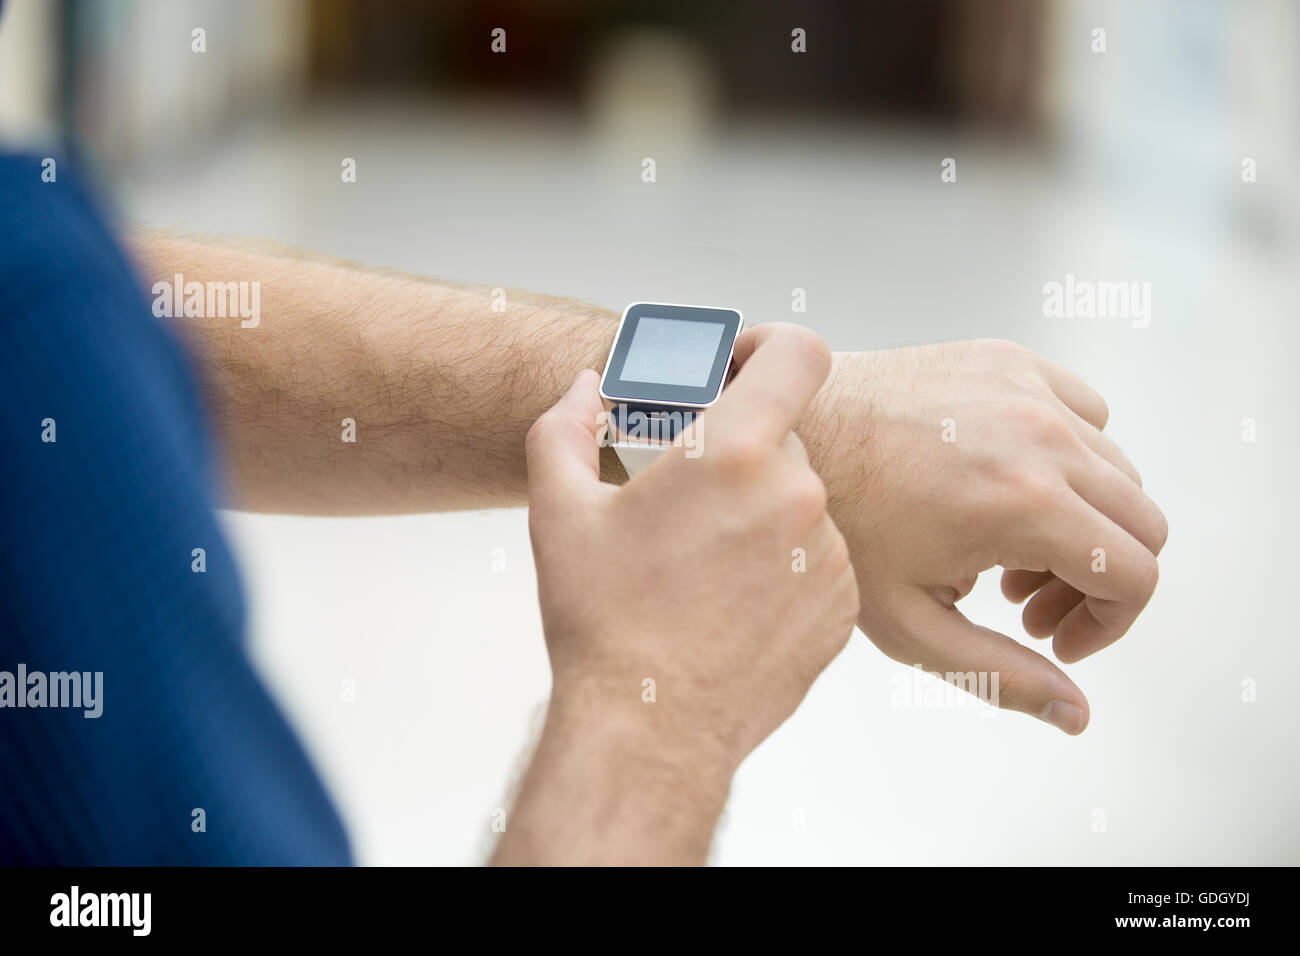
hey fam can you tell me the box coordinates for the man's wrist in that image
[493,687,733,865]
[798,349,882,511]
[547,682,740,791]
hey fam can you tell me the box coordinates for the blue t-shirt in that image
[0,154,352,864]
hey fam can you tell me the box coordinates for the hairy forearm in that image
[798,351,883,512]
[491,695,731,866]
[125,228,618,514]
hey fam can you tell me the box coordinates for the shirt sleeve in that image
[0,153,352,865]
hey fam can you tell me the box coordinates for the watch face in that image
[600,303,743,407]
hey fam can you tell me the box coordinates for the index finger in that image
[704,323,832,447]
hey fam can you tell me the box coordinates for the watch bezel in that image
[598,302,744,409]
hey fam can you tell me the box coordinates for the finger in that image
[1008,448,1165,644]
[884,588,1090,734]
[1018,488,1160,662]
[525,369,606,512]
[1054,584,1153,665]
[1053,398,1143,487]
[1046,457,1166,658]
[1001,568,1053,603]
[1067,455,1169,556]
[1022,577,1084,638]
[1047,479,1163,664]
[705,323,831,449]
[1036,356,1109,429]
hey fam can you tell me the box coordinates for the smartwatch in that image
[598,302,744,478]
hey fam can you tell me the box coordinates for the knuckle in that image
[1152,508,1170,552]
[524,412,559,454]
[1098,437,1139,478]
[1132,551,1160,600]
[998,470,1063,515]
[1018,402,1073,446]
[812,538,853,593]
[1094,395,1111,428]
[786,471,829,524]
[830,531,852,572]
[713,433,768,475]
[776,323,833,378]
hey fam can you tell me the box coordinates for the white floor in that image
[118,101,1300,864]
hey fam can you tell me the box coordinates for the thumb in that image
[525,369,606,512]
[887,589,1091,734]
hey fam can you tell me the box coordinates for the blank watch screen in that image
[618,317,727,387]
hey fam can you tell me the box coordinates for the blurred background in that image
[2,0,1297,865]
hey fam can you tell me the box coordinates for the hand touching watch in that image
[494,324,858,865]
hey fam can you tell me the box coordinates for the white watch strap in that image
[612,439,668,478]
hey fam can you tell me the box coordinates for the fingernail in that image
[1038,700,1085,734]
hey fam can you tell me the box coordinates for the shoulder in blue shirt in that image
[0,153,352,865]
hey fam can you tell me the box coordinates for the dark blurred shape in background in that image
[6,0,1066,159]
[4,0,1295,248]
[304,0,1046,130]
